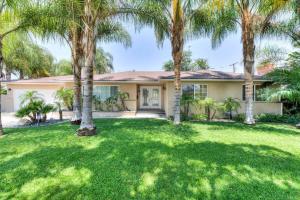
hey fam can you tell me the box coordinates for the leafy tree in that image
[0,0,49,134]
[209,0,289,124]
[52,59,72,76]
[260,45,300,114]
[163,50,210,71]
[95,48,113,74]
[223,97,241,120]
[192,58,209,70]
[3,33,54,79]
[255,45,287,67]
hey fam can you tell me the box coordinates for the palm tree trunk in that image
[242,10,255,125]
[0,36,4,136]
[77,0,97,136]
[171,18,184,125]
[70,29,84,125]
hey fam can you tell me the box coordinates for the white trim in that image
[140,86,161,109]
[181,83,208,99]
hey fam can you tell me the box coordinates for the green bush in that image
[191,114,207,121]
[255,113,300,124]
[16,100,55,123]
[233,113,246,122]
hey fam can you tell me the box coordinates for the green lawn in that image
[1,119,300,200]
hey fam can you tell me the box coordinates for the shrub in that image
[255,113,300,124]
[16,100,54,123]
[180,94,194,119]
[55,88,74,111]
[192,114,207,121]
[233,113,246,122]
[117,92,130,111]
[223,97,241,119]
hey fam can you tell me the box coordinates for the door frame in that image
[139,86,162,109]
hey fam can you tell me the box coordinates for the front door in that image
[140,86,161,109]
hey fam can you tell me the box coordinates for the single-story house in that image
[2,70,283,117]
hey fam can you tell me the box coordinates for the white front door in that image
[140,86,161,109]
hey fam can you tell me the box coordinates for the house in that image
[2,70,282,117]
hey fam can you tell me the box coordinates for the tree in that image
[52,59,73,76]
[136,0,213,124]
[255,45,287,67]
[209,0,289,124]
[193,58,209,70]
[95,47,113,74]
[163,49,210,71]
[0,0,49,135]
[34,0,131,126]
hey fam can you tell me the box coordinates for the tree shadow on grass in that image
[1,136,300,199]
[197,121,300,135]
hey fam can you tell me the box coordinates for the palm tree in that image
[224,97,241,120]
[34,0,131,126]
[208,0,290,124]
[0,0,41,135]
[94,47,113,74]
[135,0,212,124]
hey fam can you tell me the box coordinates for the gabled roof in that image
[7,70,267,84]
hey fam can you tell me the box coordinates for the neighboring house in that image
[3,70,282,117]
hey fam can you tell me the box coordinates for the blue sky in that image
[35,23,293,73]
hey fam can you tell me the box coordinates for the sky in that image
[35,23,294,74]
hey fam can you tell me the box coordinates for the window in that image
[182,84,208,99]
[242,85,265,101]
[93,86,119,101]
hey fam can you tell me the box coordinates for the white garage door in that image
[13,89,57,111]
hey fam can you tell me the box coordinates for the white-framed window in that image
[242,84,265,101]
[93,85,119,101]
[182,84,208,99]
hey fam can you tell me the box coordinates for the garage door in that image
[13,89,57,111]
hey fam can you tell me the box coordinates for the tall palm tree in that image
[0,0,41,135]
[131,0,212,124]
[34,0,131,125]
[208,0,290,124]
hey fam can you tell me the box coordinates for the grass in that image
[1,119,300,200]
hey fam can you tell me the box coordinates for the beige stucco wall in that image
[5,80,282,116]
[165,81,283,117]
[6,82,138,112]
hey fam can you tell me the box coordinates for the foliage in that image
[195,97,224,121]
[94,47,114,74]
[233,113,246,122]
[16,99,54,123]
[223,97,241,119]
[191,113,207,121]
[180,93,194,120]
[116,92,129,111]
[52,59,72,76]
[104,96,118,112]
[255,113,300,125]
[163,50,210,71]
[3,34,54,79]
[255,45,287,67]
[55,88,74,111]
[261,45,300,114]
[93,96,104,111]
[0,86,7,95]
[19,91,43,107]
[1,119,300,199]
